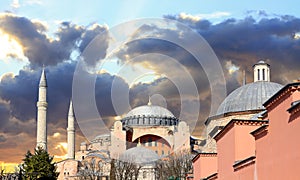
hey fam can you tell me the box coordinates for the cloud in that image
[10,0,20,9]
[178,12,230,22]
[2,13,300,162]
[0,134,7,142]
[0,13,109,68]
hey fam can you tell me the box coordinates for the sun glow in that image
[55,142,68,150]
[0,30,27,62]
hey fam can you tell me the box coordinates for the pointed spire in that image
[147,96,152,106]
[68,100,74,116]
[39,66,47,87]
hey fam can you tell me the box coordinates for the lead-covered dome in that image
[125,105,175,118]
[216,81,283,115]
[121,104,179,127]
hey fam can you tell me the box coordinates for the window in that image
[143,171,147,178]
[162,142,164,147]
[155,141,157,147]
[262,69,265,80]
[257,69,260,80]
[148,137,152,147]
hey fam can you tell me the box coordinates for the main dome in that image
[125,105,175,118]
[121,104,178,127]
[216,81,283,115]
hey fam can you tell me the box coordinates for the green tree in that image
[21,147,58,179]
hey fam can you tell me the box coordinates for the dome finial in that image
[242,70,246,86]
[148,96,152,106]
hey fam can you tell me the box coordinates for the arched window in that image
[262,69,265,81]
[143,171,147,178]
[257,69,260,81]
[148,137,152,146]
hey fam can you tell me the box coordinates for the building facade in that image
[193,61,300,179]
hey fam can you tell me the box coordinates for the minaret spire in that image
[67,100,75,159]
[36,67,48,150]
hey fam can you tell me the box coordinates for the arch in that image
[132,131,173,147]
[132,134,171,148]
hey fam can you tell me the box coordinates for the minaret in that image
[253,60,270,82]
[67,100,75,159]
[36,67,48,150]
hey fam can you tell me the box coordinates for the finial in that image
[147,96,152,106]
[242,70,246,86]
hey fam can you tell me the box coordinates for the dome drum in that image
[121,115,179,127]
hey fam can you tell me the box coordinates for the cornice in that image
[214,119,269,141]
[264,82,300,109]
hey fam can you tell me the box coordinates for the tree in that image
[156,150,192,180]
[110,157,142,180]
[77,157,109,180]
[20,147,58,179]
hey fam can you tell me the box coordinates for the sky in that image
[0,0,300,166]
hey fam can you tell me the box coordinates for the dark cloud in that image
[0,134,7,142]
[0,102,10,128]
[0,70,38,121]
[0,14,109,67]
[166,14,300,84]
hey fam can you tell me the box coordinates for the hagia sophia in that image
[34,60,300,180]
[35,67,190,179]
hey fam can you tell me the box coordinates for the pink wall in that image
[216,121,263,180]
[216,125,236,180]
[235,163,255,180]
[234,125,257,161]
[193,154,217,180]
[256,87,300,179]
[57,159,78,180]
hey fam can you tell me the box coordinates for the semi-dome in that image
[216,81,283,115]
[120,147,160,165]
[121,103,179,127]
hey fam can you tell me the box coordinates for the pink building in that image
[193,81,300,179]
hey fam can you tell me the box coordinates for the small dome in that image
[216,81,283,115]
[125,105,175,118]
[120,147,160,165]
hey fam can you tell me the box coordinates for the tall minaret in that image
[36,67,48,150]
[67,100,75,159]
